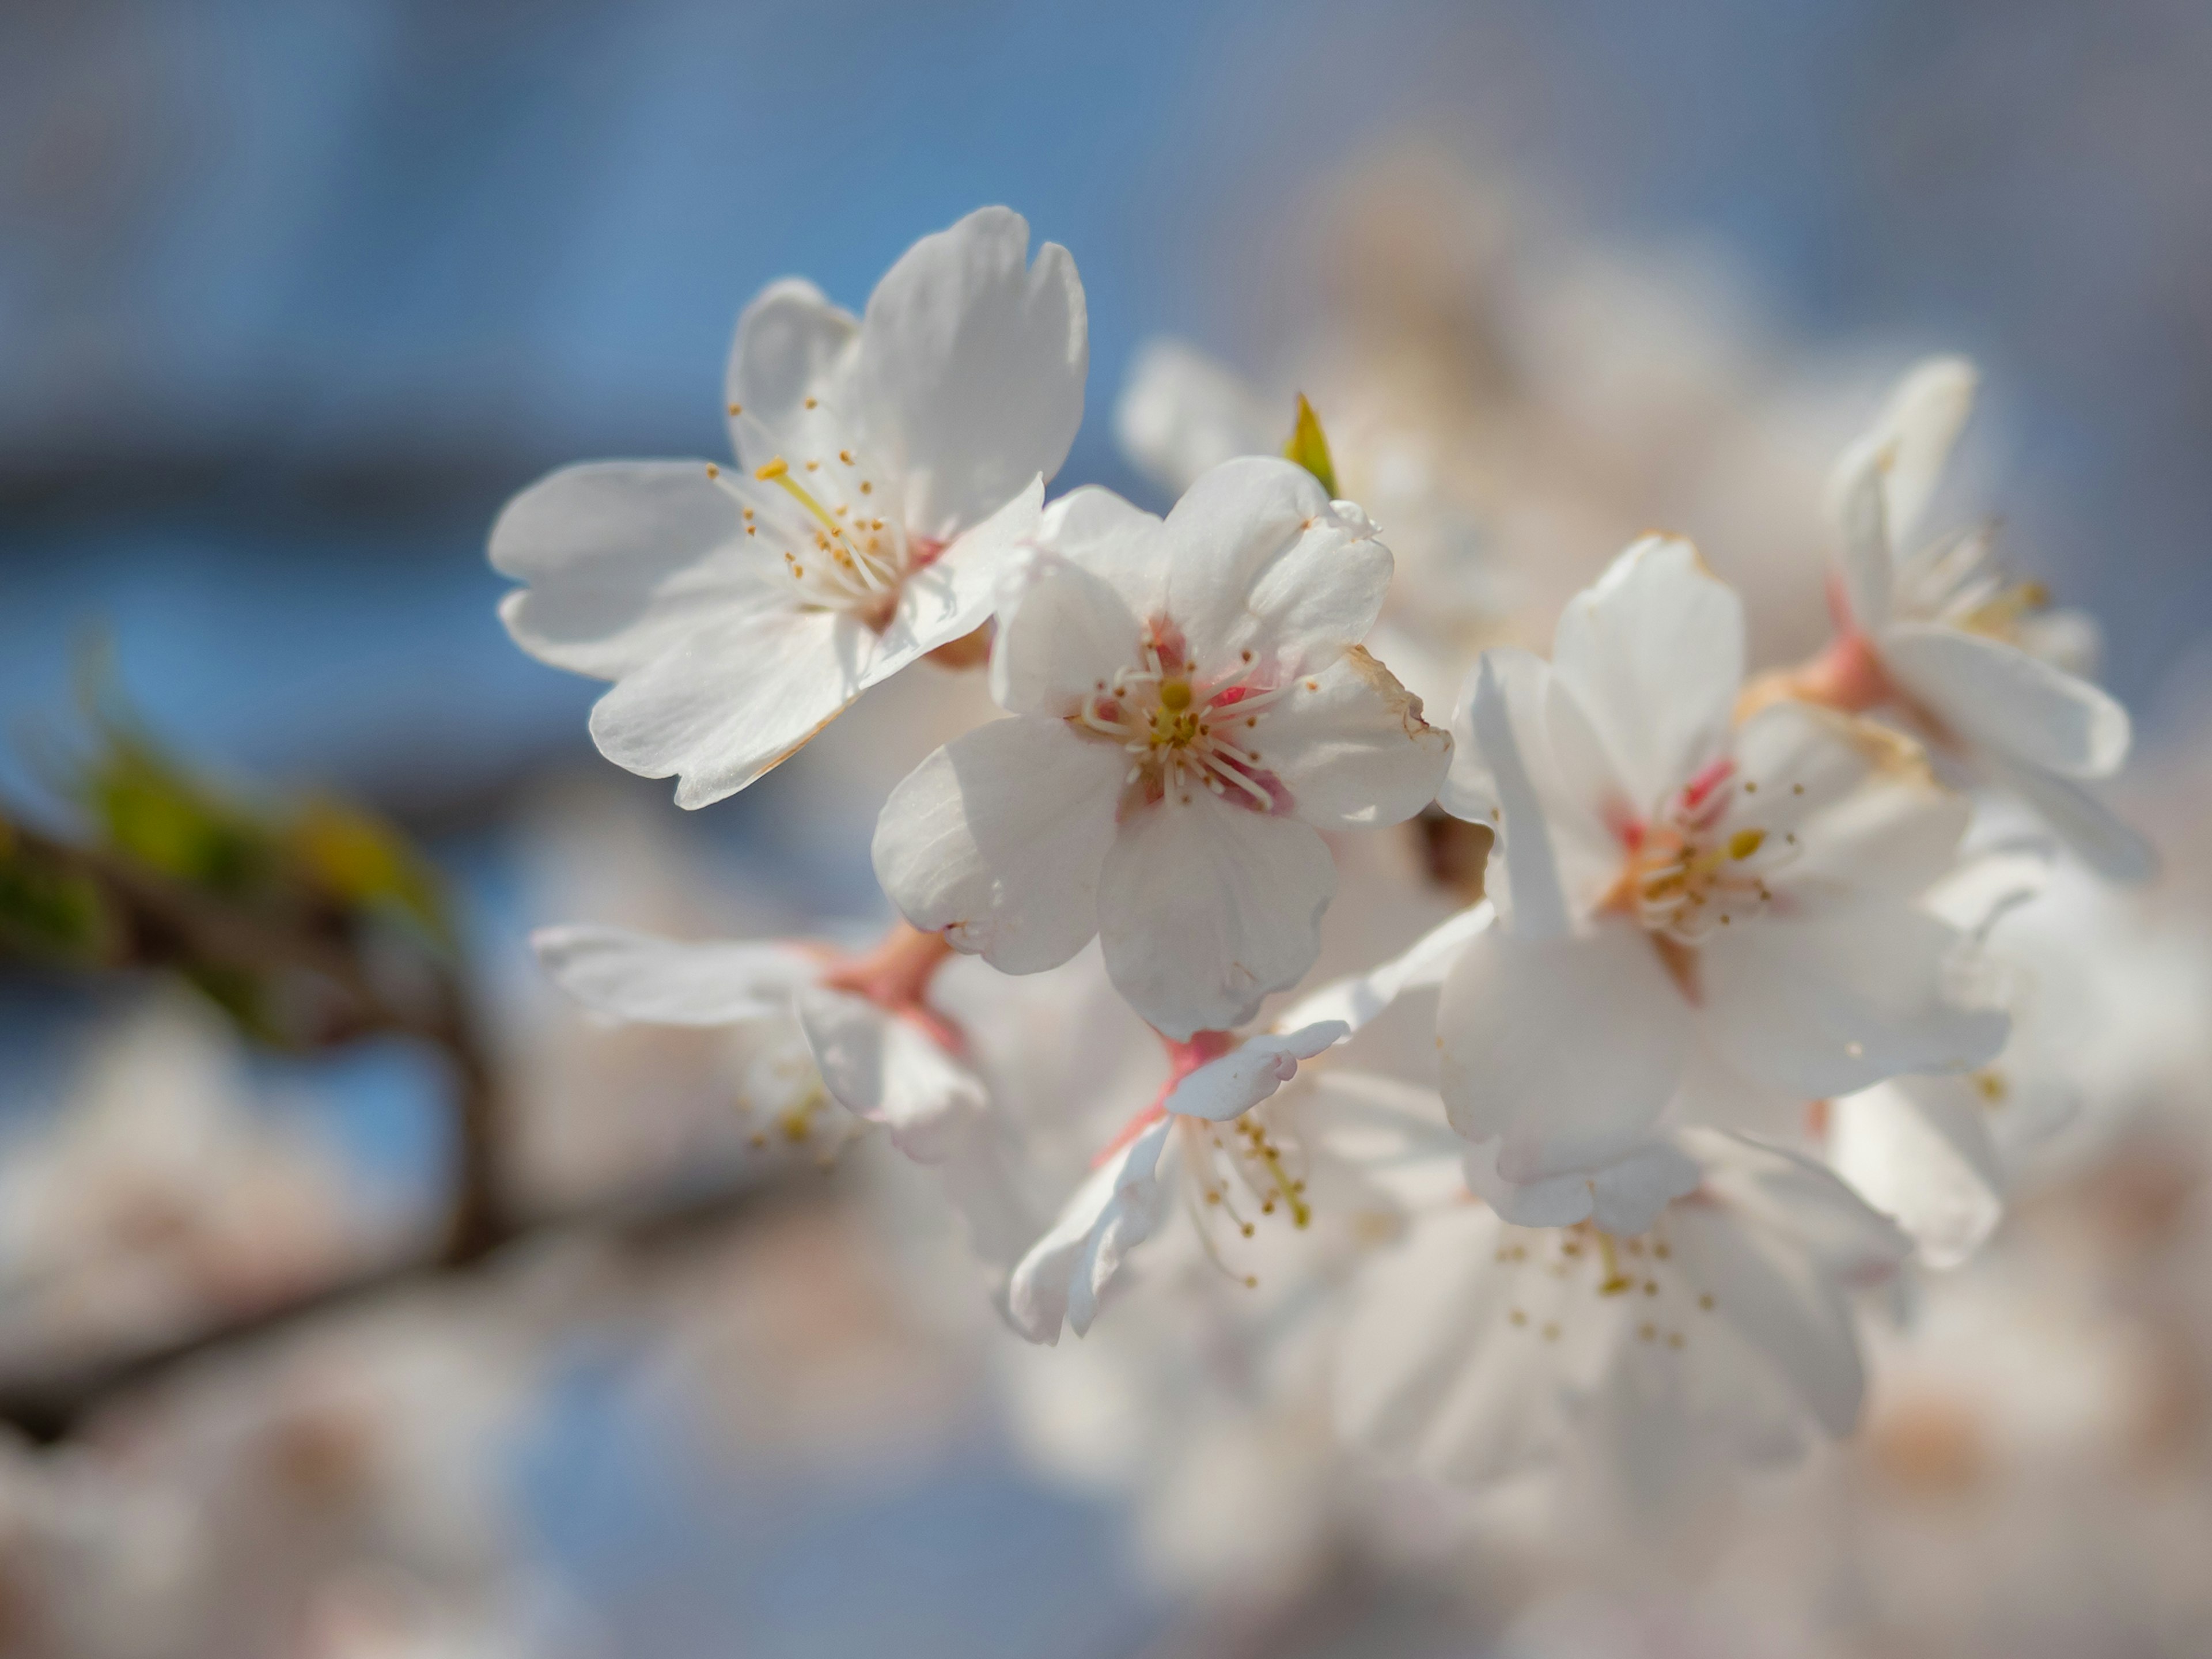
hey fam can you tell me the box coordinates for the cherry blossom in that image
[493,207,1086,806]
[532,921,986,1162]
[1772,357,2150,879]
[1338,1130,1911,1499]
[1003,908,1486,1343]
[872,456,1452,1039]
[1434,535,2007,1209]
[1114,337,1511,716]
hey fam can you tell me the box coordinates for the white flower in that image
[1825,842,2138,1269]
[532,923,986,1161]
[1005,1019,1350,1343]
[1336,1130,1911,1501]
[1435,536,2007,1206]
[872,456,1453,1038]
[493,206,1086,806]
[1003,907,1485,1343]
[1816,357,2150,878]
[1114,337,1511,715]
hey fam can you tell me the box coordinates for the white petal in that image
[492,461,767,680]
[988,547,1145,719]
[858,207,1087,540]
[1665,1200,1868,1439]
[1097,793,1337,1040]
[1925,844,2055,939]
[1006,1115,1176,1343]
[1113,338,1282,496]
[1162,1021,1349,1121]
[1255,646,1452,828]
[1688,1130,1913,1282]
[586,599,856,808]
[723,278,861,462]
[1826,441,1893,631]
[1437,925,1691,1181]
[1550,535,1744,816]
[879,476,1044,664]
[1697,906,2009,1097]
[1334,1202,1565,1483]
[872,718,1124,975]
[531,926,814,1025]
[792,986,986,1162]
[1873,355,1978,547]
[1442,650,1604,939]
[1880,620,2131,778]
[1464,1137,1700,1236]
[1155,457,1392,679]
[1273,902,1495,1035]
[1733,704,1969,904]
[1827,1078,2005,1269]
[1982,754,2157,883]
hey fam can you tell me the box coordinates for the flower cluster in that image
[495,205,2156,1520]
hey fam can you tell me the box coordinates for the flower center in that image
[1177,1107,1312,1291]
[1070,625,1293,814]
[1602,757,1798,946]
[1490,1220,1718,1352]
[710,442,915,629]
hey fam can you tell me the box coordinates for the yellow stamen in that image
[1727,828,1766,860]
[1597,1233,1634,1295]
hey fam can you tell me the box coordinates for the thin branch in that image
[2,815,516,1267]
[0,1165,804,1445]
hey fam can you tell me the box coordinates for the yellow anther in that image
[1727,828,1766,860]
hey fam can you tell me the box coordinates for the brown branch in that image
[0,1165,805,1445]
[3,816,516,1267]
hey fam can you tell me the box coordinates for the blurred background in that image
[3,2,2212,1656]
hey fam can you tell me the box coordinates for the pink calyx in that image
[817,921,965,1055]
[1091,1029,1237,1166]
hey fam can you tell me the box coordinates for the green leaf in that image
[1282,393,1339,498]
[287,795,450,944]
[0,831,113,965]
